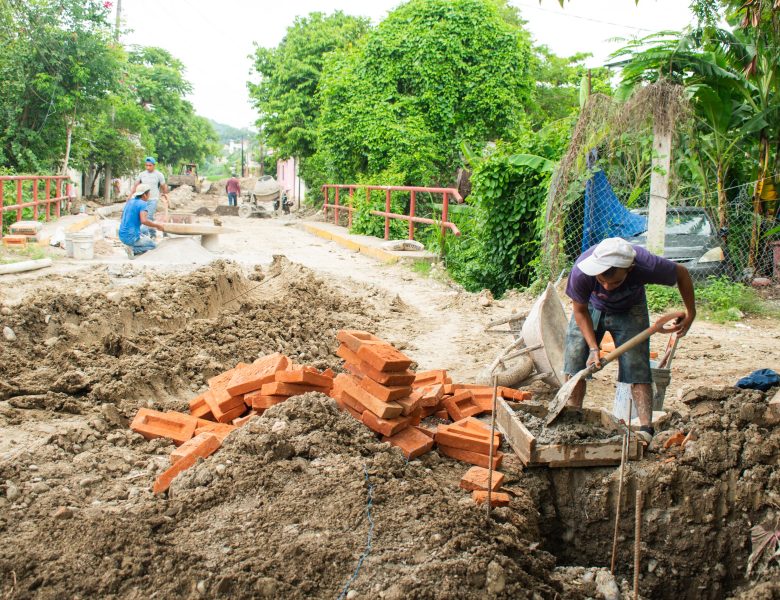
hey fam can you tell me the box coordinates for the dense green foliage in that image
[313,0,533,192]
[647,278,776,321]
[249,12,370,162]
[0,0,217,187]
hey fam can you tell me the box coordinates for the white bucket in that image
[64,232,74,258]
[612,362,670,421]
[71,232,94,260]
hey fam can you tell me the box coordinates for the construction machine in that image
[168,163,202,193]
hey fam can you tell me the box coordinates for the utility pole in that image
[104,0,122,204]
[240,137,245,177]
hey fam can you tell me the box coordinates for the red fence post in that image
[323,186,329,220]
[32,178,38,220]
[0,181,4,240]
[55,179,62,218]
[348,187,354,229]
[384,189,391,240]
[44,178,51,220]
[334,187,340,225]
[16,180,22,221]
[409,190,416,240]
[441,192,449,240]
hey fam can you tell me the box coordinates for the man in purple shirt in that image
[563,237,696,442]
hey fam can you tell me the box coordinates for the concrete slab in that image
[37,214,98,244]
[300,221,437,264]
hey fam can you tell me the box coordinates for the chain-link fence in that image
[548,165,780,283]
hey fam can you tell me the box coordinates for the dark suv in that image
[626,207,732,280]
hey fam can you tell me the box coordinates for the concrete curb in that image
[301,222,435,264]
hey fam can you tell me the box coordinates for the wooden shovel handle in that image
[598,311,685,369]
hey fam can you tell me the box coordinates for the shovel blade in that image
[546,369,587,425]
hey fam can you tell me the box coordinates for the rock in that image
[53,371,89,394]
[44,337,59,347]
[486,560,506,594]
[346,590,359,599]
[0,307,10,316]
[648,558,658,573]
[5,481,20,501]
[3,327,16,341]
[751,277,772,287]
[594,571,620,600]
[29,464,39,472]
[214,464,226,476]
[101,403,128,428]
[44,314,51,324]
[196,580,207,595]
[106,291,124,303]
[30,481,50,494]
[478,290,493,307]
[53,506,73,520]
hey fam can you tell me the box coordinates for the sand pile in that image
[168,184,194,209]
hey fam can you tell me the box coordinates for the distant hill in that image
[209,120,255,145]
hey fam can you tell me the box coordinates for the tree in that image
[0,0,121,173]
[248,12,370,161]
[127,47,219,166]
[312,0,534,192]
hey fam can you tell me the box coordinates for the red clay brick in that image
[188,392,214,420]
[321,368,335,379]
[663,431,686,449]
[131,408,197,445]
[442,390,481,421]
[472,395,494,414]
[395,395,423,416]
[420,404,441,418]
[359,376,412,402]
[336,344,362,365]
[357,344,412,373]
[232,410,257,427]
[382,427,434,459]
[194,421,236,441]
[154,453,199,493]
[275,367,333,388]
[443,384,456,395]
[170,432,221,465]
[472,490,511,507]
[435,427,499,455]
[340,389,366,415]
[448,418,501,444]
[361,410,411,437]
[415,424,437,438]
[337,330,385,352]
[226,354,289,395]
[341,376,403,419]
[347,363,416,386]
[418,384,445,407]
[438,445,503,469]
[499,387,533,401]
[203,388,246,423]
[412,370,448,389]
[409,407,423,426]
[207,364,246,391]
[244,391,288,410]
[460,466,504,491]
[259,381,330,397]
[434,409,450,420]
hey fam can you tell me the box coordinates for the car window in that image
[666,212,712,236]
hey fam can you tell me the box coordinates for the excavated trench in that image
[0,260,777,598]
[524,386,779,599]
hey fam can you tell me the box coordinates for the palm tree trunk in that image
[716,162,728,229]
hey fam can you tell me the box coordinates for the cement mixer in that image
[477,283,567,389]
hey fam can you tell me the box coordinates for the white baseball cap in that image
[577,237,637,276]
[135,183,151,197]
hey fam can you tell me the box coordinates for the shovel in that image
[546,311,685,425]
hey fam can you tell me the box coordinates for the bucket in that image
[71,232,94,260]
[64,233,74,258]
[612,362,670,421]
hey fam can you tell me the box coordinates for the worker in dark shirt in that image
[563,237,696,442]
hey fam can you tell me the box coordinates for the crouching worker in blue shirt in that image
[119,183,165,258]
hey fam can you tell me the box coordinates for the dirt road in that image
[0,193,778,598]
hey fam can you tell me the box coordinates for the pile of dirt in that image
[0,394,563,598]
[0,257,377,418]
[525,385,779,599]
[168,184,194,208]
[206,177,258,196]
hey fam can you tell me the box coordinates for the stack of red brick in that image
[130,352,334,493]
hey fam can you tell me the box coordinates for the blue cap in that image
[145,156,156,164]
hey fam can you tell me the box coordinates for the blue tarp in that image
[582,170,648,253]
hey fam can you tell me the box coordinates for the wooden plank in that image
[495,397,534,465]
[536,440,624,468]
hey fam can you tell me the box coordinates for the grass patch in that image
[0,244,48,264]
[647,276,778,322]
[409,260,432,277]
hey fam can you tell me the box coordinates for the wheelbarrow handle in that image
[597,311,685,371]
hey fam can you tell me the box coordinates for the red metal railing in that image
[0,175,73,238]
[322,184,462,241]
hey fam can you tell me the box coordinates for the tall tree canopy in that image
[312,0,534,188]
[249,12,370,161]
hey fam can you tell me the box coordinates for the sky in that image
[121,0,694,130]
